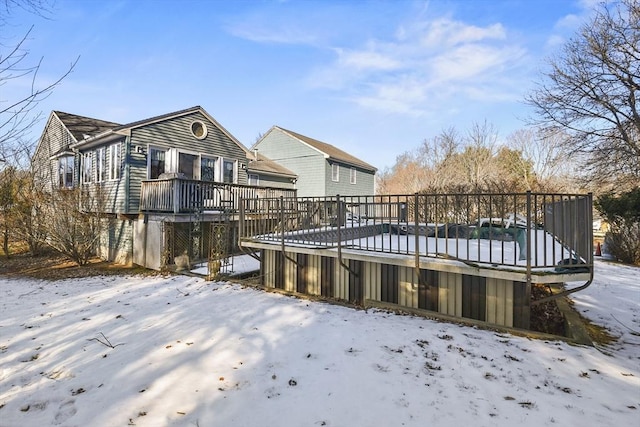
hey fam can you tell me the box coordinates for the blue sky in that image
[4,0,598,170]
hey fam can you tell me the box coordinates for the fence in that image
[239,192,594,274]
[140,177,297,213]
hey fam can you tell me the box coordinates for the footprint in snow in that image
[53,399,76,425]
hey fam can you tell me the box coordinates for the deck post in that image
[414,193,420,285]
[173,178,180,214]
[524,190,532,329]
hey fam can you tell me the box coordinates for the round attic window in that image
[191,121,207,139]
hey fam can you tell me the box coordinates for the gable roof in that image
[272,126,377,173]
[247,151,297,178]
[69,106,250,155]
[54,111,121,142]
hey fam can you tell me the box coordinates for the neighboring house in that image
[32,106,296,270]
[252,126,377,197]
[246,149,297,189]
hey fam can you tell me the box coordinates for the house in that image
[252,126,377,197]
[32,106,296,271]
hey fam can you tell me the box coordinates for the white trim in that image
[81,152,93,184]
[190,120,208,140]
[108,142,122,181]
[248,173,260,186]
[222,158,237,184]
[332,163,339,182]
[147,145,168,179]
[96,146,106,183]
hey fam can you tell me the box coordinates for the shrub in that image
[595,188,640,265]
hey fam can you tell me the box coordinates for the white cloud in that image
[227,25,318,45]
[336,49,401,71]
[309,15,528,117]
[420,19,506,48]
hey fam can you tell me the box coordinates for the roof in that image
[110,105,204,132]
[54,111,121,142]
[68,106,250,155]
[274,126,377,173]
[247,151,297,178]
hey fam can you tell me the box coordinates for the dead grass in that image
[0,249,161,280]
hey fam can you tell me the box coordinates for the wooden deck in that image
[140,178,296,214]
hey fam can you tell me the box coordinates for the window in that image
[58,156,75,188]
[179,152,198,179]
[222,159,235,183]
[201,157,216,181]
[190,121,208,139]
[248,174,259,186]
[108,143,121,180]
[96,147,106,182]
[332,164,339,182]
[350,167,357,184]
[149,147,166,179]
[81,152,93,184]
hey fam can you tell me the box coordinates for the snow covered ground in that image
[0,260,638,427]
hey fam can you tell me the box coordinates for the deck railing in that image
[239,192,594,275]
[140,178,297,213]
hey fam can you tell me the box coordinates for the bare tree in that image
[506,128,577,191]
[0,0,78,166]
[526,0,640,191]
[43,187,109,266]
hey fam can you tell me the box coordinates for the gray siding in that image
[127,111,249,213]
[255,127,375,197]
[253,174,295,189]
[79,139,128,213]
[32,114,77,191]
[97,217,133,264]
[325,161,375,196]
[254,128,327,197]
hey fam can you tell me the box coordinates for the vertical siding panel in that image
[266,250,272,288]
[505,281,514,327]
[297,253,308,294]
[334,259,342,300]
[321,256,334,298]
[495,279,506,326]
[260,249,266,287]
[454,274,463,317]
[265,250,276,288]
[380,264,398,304]
[486,278,497,325]
[399,267,406,307]
[373,262,381,301]
[365,262,381,301]
[438,271,449,315]
[363,262,371,300]
[342,261,350,301]
[463,275,486,321]
[462,275,472,318]
[399,267,417,309]
[419,269,439,311]
[276,251,285,289]
[286,252,296,292]
[512,282,530,329]
[307,255,319,296]
[439,271,461,316]
[348,260,363,304]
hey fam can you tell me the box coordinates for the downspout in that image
[414,193,421,284]
[125,137,130,214]
[525,191,532,329]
